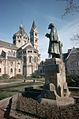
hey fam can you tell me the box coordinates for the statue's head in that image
[48,23,54,29]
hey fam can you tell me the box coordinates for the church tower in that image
[30,21,39,50]
[13,25,29,48]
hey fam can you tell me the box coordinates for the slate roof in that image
[0,40,18,50]
[13,25,28,38]
[30,21,37,32]
[63,47,79,61]
[32,21,37,29]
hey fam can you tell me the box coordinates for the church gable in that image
[13,25,29,48]
[66,47,77,60]
[21,42,33,50]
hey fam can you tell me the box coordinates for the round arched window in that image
[11,68,13,73]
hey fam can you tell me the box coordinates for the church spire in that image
[31,21,37,30]
[19,24,25,34]
[19,24,23,29]
[30,21,39,50]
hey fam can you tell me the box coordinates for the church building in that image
[0,21,40,78]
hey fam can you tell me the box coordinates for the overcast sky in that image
[0,0,79,60]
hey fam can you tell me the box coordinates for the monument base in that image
[22,86,56,100]
[56,97,74,106]
[44,58,70,97]
[9,93,74,119]
[40,97,74,106]
[8,55,75,118]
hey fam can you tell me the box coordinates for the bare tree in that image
[57,0,79,17]
[57,0,79,44]
[70,33,79,45]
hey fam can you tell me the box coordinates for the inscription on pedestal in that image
[45,64,59,74]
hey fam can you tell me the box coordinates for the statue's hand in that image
[45,33,50,38]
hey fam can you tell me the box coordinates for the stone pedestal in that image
[44,58,70,97]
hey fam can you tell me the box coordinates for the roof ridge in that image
[0,40,18,50]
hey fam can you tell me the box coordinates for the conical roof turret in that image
[32,21,36,29]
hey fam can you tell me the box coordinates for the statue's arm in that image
[45,33,50,38]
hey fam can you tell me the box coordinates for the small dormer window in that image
[18,62,20,65]
[29,56,32,63]
[17,36,19,38]
[24,40,26,43]
[18,40,20,43]
[11,61,13,66]
[24,36,27,39]
[8,51,10,56]
[0,60,2,63]
[35,39,37,42]
[28,50,32,53]
[23,56,26,63]
[19,69,21,72]
[13,52,16,56]
[34,51,36,53]
[0,68,1,73]
[20,36,22,38]
[11,68,13,73]
[35,33,37,36]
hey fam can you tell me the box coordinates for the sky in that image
[0,0,79,60]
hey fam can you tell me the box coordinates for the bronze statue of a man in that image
[45,23,61,58]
